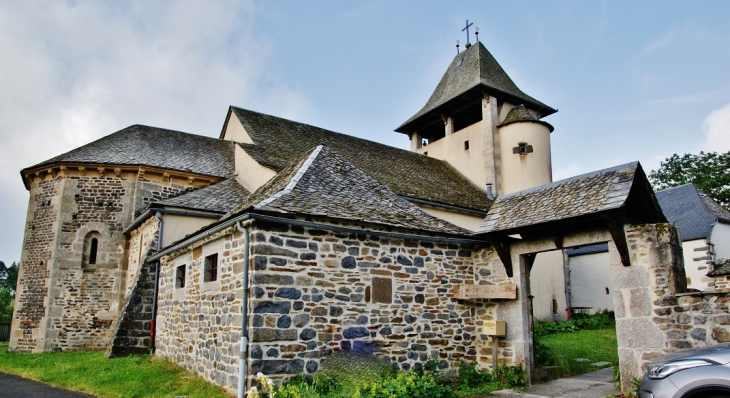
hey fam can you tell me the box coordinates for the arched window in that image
[89,238,98,265]
[82,231,101,267]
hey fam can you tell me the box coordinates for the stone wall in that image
[610,223,730,391]
[155,218,491,392]
[10,179,61,352]
[11,169,207,353]
[107,216,161,357]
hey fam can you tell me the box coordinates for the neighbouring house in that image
[10,36,730,396]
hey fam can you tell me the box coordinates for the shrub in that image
[492,365,528,388]
[356,370,454,398]
[534,309,615,338]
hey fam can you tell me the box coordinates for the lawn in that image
[0,347,232,398]
[538,328,618,377]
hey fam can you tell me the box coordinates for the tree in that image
[649,151,730,210]
[0,261,18,296]
[0,261,18,323]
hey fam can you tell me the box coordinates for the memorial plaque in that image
[453,283,517,300]
[372,277,392,304]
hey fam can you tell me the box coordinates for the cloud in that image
[0,1,312,263]
[700,102,730,153]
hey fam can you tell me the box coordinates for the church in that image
[10,37,730,395]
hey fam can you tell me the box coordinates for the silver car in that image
[639,343,730,398]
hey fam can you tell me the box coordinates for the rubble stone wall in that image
[612,223,730,391]
[11,170,204,353]
[10,179,61,352]
[155,219,493,392]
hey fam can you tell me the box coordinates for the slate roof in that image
[477,162,663,234]
[655,184,730,241]
[709,260,730,277]
[396,41,556,134]
[498,104,554,132]
[229,107,492,212]
[25,124,235,178]
[153,178,250,214]
[224,145,471,235]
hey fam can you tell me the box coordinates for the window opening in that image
[89,238,98,264]
[176,265,186,288]
[204,254,218,282]
[513,142,534,155]
[464,140,470,150]
[605,287,610,295]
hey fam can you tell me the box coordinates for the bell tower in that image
[395,34,557,197]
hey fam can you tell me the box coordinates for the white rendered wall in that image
[711,222,730,261]
[568,252,614,312]
[682,238,714,291]
[414,204,485,231]
[529,250,568,322]
[234,145,276,193]
[415,121,490,188]
[221,112,253,143]
[161,214,219,248]
[498,122,552,195]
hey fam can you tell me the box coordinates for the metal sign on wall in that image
[453,283,517,300]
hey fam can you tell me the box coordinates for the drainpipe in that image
[237,219,252,398]
[151,211,163,351]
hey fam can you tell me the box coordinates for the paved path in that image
[485,368,621,398]
[0,371,97,397]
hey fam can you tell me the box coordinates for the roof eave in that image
[395,83,557,134]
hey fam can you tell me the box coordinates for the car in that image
[639,343,730,398]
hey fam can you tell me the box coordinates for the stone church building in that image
[11,40,730,395]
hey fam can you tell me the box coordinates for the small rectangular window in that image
[464,141,470,150]
[176,265,186,288]
[204,254,218,282]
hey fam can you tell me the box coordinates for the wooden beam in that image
[492,241,513,277]
[603,215,631,266]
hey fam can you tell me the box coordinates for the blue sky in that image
[1,0,729,263]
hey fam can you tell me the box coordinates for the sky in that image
[1,0,730,264]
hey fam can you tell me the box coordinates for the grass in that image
[0,347,232,398]
[539,328,618,377]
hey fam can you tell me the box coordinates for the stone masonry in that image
[155,218,493,392]
[611,223,730,391]
[11,168,212,353]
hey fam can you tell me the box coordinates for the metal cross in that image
[462,20,474,43]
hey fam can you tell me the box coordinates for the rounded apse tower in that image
[497,104,554,195]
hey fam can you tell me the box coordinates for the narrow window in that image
[513,142,534,155]
[605,287,610,295]
[89,238,98,264]
[176,265,186,288]
[552,299,558,315]
[464,141,470,150]
[204,254,218,282]
[424,151,428,156]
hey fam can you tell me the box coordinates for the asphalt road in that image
[0,371,96,397]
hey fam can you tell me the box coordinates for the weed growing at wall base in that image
[259,356,527,398]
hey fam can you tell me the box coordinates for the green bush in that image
[356,370,454,398]
[534,309,615,338]
[492,365,527,388]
